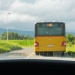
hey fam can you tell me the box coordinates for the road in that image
[0,47,34,59]
[0,47,75,61]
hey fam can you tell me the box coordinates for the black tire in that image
[35,52,39,55]
[43,52,47,56]
[53,52,65,57]
[40,52,43,55]
[61,52,64,57]
[48,52,53,56]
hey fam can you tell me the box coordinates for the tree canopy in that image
[1,32,33,40]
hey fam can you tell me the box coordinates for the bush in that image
[0,41,22,53]
[0,46,10,53]
[66,33,75,43]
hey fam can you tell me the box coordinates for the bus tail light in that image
[34,42,39,47]
[62,41,66,46]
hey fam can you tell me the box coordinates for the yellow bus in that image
[34,22,66,56]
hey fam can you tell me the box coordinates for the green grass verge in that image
[66,44,75,52]
[0,40,34,53]
[0,40,22,53]
[8,40,34,47]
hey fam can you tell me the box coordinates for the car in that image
[0,58,75,71]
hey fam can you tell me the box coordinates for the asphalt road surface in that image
[0,47,75,61]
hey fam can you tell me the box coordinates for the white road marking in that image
[25,52,34,59]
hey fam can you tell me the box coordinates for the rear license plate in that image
[47,45,54,47]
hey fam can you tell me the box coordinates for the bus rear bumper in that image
[35,51,65,56]
[34,47,66,52]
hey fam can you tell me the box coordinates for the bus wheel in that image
[40,52,43,55]
[35,52,39,55]
[61,52,64,57]
[48,52,53,56]
[43,52,47,56]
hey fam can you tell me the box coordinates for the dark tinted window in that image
[35,23,65,36]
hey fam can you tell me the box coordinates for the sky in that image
[0,0,75,32]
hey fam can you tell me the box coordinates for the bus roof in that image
[35,22,65,24]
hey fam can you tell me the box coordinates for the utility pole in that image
[7,13,11,42]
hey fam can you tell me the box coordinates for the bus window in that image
[36,23,65,36]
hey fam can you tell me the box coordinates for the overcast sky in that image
[0,0,75,32]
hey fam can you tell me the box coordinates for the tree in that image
[66,33,75,45]
[1,32,34,40]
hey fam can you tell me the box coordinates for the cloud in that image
[0,21,35,31]
[0,0,14,10]
[66,22,75,32]
[10,0,75,21]
[0,13,38,23]
[19,0,38,4]
[8,22,35,31]
[0,0,75,32]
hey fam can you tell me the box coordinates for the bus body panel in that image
[34,36,66,52]
[34,22,66,53]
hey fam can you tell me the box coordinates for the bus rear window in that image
[35,23,65,36]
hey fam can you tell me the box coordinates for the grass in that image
[8,40,34,47]
[66,43,75,57]
[0,40,23,53]
[0,46,10,53]
[66,44,75,52]
[0,40,34,53]
[0,40,34,47]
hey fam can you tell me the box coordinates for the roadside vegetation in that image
[0,32,75,55]
[0,41,22,53]
[66,33,75,57]
[66,33,75,52]
[0,32,34,53]
[0,40,34,53]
